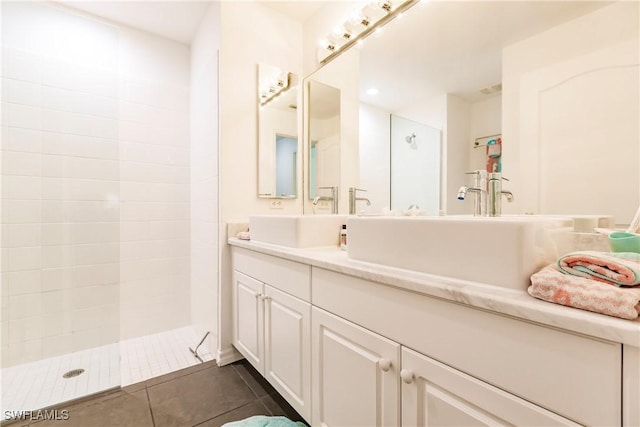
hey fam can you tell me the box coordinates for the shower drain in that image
[62,369,85,379]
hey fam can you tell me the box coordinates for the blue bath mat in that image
[222,415,306,427]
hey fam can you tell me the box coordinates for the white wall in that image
[359,103,390,212]
[395,94,447,131]
[218,1,303,363]
[468,95,501,172]
[444,94,471,215]
[190,2,220,355]
[1,1,192,365]
[502,2,639,222]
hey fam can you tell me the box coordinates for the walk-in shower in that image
[390,115,441,214]
[1,1,216,420]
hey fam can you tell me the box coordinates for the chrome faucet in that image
[457,170,513,217]
[313,186,339,214]
[348,187,371,215]
[487,172,514,217]
[457,170,487,216]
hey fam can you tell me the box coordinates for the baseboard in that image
[216,346,243,366]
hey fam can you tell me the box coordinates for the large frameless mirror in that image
[302,1,638,224]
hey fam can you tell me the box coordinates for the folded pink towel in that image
[558,251,640,286]
[529,265,640,320]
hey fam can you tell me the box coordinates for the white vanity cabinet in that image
[311,307,401,427]
[229,243,636,426]
[312,267,621,427]
[310,305,578,427]
[231,248,312,421]
[400,347,579,426]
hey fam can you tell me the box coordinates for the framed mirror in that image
[257,63,299,198]
[303,1,639,224]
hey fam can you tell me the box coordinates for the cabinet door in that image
[312,307,400,427]
[233,271,264,372]
[264,285,311,421]
[401,347,580,427]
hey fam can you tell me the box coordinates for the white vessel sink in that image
[250,215,347,248]
[347,215,572,289]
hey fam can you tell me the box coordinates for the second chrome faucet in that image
[313,186,338,214]
[457,170,513,216]
[348,187,371,215]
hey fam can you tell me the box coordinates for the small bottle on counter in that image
[340,224,347,251]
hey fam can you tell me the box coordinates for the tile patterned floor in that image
[1,343,120,417]
[4,359,308,427]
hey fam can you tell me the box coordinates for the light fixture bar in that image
[320,0,421,65]
[260,73,292,107]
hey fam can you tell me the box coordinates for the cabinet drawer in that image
[232,247,311,301]
[312,267,621,427]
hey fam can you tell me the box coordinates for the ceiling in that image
[259,1,327,23]
[57,0,326,45]
[57,1,212,44]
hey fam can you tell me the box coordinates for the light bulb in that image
[379,0,392,13]
[363,2,387,21]
[320,38,336,51]
[346,14,370,33]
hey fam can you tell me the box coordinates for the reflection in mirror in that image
[257,63,298,198]
[275,134,297,196]
[304,1,638,223]
[390,115,441,214]
[308,80,340,200]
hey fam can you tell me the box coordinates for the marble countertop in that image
[228,238,640,347]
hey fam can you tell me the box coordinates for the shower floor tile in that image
[1,343,120,419]
[120,326,214,386]
[1,326,213,421]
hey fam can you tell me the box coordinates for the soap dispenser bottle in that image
[340,224,347,251]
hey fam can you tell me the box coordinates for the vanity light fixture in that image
[318,0,420,64]
[259,72,292,108]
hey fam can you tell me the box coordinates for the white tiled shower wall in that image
[117,24,191,341]
[1,2,191,367]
